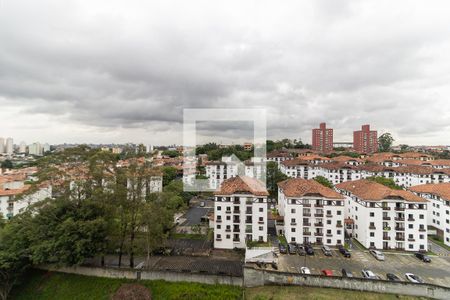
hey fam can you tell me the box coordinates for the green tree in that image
[0,160,13,169]
[367,176,403,190]
[162,166,178,186]
[162,150,180,158]
[378,133,394,152]
[313,176,334,189]
[266,161,288,199]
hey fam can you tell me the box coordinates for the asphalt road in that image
[277,246,450,287]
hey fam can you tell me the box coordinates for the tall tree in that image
[378,133,395,152]
[266,161,288,199]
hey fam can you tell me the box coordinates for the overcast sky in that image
[1,0,450,146]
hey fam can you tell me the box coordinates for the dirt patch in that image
[112,283,151,300]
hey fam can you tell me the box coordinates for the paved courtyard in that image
[276,246,450,287]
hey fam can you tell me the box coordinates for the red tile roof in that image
[277,178,344,199]
[409,183,450,201]
[215,176,269,196]
[336,179,426,202]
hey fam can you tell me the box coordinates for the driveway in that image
[277,246,450,287]
[429,239,450,257]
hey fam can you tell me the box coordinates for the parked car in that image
[361,269,378,279]
[321,245,332,256]
[305,244,315,255]
[405,273,424,283]
[200,201,205,207]
[414,252,431,263]
[297,245,306,256]
[369,249,385,261]
[300,267,311,274]
[341,269,353,278]
[338,245,351,258]
[322,269,333,277]
[288,243,297,254]
[386,273,401,281]
[279,243,287,254]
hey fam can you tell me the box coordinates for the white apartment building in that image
[336,179,428,251]
[206,156,265,190]
[267,150,293,165]
[278,178,345,245]
[5,138,13,155]
[0,183,52,219]
[280,158,450,188]
[409,183,450,246]
[214,176,268,249]
[0,137,4,154]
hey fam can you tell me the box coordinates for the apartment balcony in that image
[258,221,264,224]
[326,214,333,218]
[369,225,376,230]
[382,216,391,221]
[395,217,405,222]
[233,238,240,242]
[395,227,405,231]
[216,238,222,241]
[233,219,241,224]
[395,236,405,241]
[303,204,311,207]
[245,228,252,233]
[383,227,391,231]
[408,238,415,242]
[303,232,311,236]
[233,209,240,214]
[382,207,391,211]
[408,218,415,222]
[419,228,426,232]
[246,209,252,214]
[315,204,324,208]
[304,222,311,226]
[225,228,231,232]
[315,232,323,236]
[326,233,333,237]
[314,213,324,217]
[225,210,232,214]
[383,236,391,240]
[303,213,311,217]
[314,223,324,227]
[245,219,252,224]
[336,224,343,228]
[290,222,297,226]
[216,219,222,223]
[233,228,240,233]
[395,207,405,211]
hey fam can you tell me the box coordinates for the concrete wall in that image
[40,265,243,286]
[244,267,450,300]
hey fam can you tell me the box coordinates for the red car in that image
[322,269,333,277]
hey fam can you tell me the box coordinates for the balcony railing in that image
[395,217,405,221]
[395,207,405,211]
[326,214,333,218]
[303,213,311,217]
[419,228,426,232]
[225,210,231,214]
[233,228,240,233]
[304,222,311,226]
[315,232,323,236]
[315,204,324,208]
[314,213,324,217]
[314,223,324,227]
[336,224,343,228]
[408,218,415,222]
[395,236,405,241]
[382,216,391,221]
[216,219,222,223]
[382,207,391,210]
[395,227,405,231]
[303,204,311,207]
[303,232,311,236]
[383,236,391,240]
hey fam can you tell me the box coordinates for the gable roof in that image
[409,183,450,201]
[277,178,343,199]
[215,176,268,196]
[336,179,426,202]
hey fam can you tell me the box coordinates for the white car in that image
[405,273,424,283]
[361,269,378,279]
[300,267,311,274]
[369,249,385,261]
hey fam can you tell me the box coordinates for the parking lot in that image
[277,246,450,287]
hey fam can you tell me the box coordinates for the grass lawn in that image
[245,286,426,300]
[11,269,242,300]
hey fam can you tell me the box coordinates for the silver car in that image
[369,249,385,261]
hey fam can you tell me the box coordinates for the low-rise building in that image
[336,180,428,251]
[409,183,450,247]
[277,178,345,245]
[214,176,268,249]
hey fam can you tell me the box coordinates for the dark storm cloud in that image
[0,0,449,144]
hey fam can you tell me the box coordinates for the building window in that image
[370,232,375,237]
[370,212,374,217]
[419,214,424,219]
[217,225,221,229]
[291,237,296,242]
[291,208,296,213]
[337,211,341,215]
[409,244,413,249]
[259,226,263,231]
[327,239,331,244]
[291,228,296,232]
[259,207,263,212]
[217,206,221,211]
